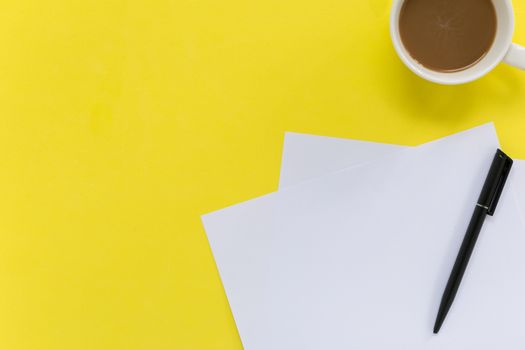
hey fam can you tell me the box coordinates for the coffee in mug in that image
[399,0,497,72]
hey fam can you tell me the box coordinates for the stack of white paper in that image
[202,123,525,349]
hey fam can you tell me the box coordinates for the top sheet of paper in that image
[514,162,525,222]
[278,133,405,188]
[278,126,525,224]
[203,124,525,349]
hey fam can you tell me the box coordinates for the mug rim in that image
[390,0,515,84]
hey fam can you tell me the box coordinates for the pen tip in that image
[433,324,440,334]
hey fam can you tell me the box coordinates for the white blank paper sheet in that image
[203,124,525,349]
[278,133,405,188]
[279,127,525,219]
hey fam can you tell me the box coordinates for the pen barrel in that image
[434,205,487,332]
[447,205,486,293]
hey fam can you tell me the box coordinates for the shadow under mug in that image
[390,0,525,85]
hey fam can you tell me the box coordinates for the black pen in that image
[433,149,513,334]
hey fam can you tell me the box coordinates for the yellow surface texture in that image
[1,0,524,349]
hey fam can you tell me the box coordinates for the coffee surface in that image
[399,0,497,72]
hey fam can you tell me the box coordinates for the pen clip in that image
[487,149,513,216]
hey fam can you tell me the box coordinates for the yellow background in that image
[1,0,524,349]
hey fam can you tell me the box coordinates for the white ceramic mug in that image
[390,0,525,84]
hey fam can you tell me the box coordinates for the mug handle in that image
[503,43,525,70]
